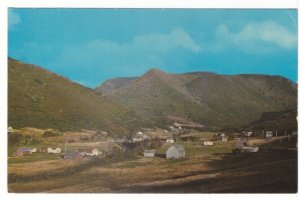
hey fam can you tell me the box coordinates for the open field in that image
[8,135,297,193]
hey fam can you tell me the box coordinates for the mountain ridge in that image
[97,68,297,129]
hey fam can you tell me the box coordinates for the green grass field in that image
[8,152,62,164]
[156,141,234,157]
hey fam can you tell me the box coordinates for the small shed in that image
[265,131,273,138]
[166,144,185,159]
[144,150,156,158]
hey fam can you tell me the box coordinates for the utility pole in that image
[64,135,70,155]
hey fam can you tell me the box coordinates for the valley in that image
[7,58,298,193]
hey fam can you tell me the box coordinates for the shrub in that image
[8,133,23,145]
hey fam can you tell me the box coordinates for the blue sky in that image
[8,9,298,88]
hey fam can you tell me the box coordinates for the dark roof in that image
[18,147,32,151]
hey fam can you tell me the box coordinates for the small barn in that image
[166,144,185,159]
[144,150,156,158]
[15,147,32,156]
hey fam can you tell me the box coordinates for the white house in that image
[77,148,101,156]
[85,148,101,156]
[8,127,13,133]
[144,150,155,158]
[137,131,143,135]
[246,132,254,137]
[133,136,143,142]
[133,131,149,142]
[47,147,62,153]
[203,141,214,146]
[166,138,175,143]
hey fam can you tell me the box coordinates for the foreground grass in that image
[7,137,297,193]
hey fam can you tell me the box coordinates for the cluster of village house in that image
[130,129,297,159]
[15,146,101,159]
[10,125,297,160]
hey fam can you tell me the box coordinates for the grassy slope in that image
[8,58,139,136]
[246,110,297,132]
[185,73,297,127]
[101,69,297,129]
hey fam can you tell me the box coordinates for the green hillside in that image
[246,110,297,133]
[8,58,139,136]
[97,69,297,129]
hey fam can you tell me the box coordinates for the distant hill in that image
[96,68,297,129]
[8,58,139,136]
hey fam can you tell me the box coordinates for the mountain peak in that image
[147,67,165,74]
[143,68,168,78]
